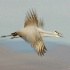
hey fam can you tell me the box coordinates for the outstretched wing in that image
[24,10,44,28]
[38,18,44,29]
[32,32,47,56]
[24,10,38,27]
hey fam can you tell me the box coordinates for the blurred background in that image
[0,0,70,70]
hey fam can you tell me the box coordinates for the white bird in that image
[1,10,62,56]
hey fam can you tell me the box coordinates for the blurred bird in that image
[0,10,62,56]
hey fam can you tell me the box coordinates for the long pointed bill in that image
[0,32,18,39]
[0,35,12,38]
[0,34,19,39]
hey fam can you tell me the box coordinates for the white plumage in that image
[1,10,62,56]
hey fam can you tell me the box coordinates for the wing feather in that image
[24,10,38,27]
[38,18,44,29]
[33,33,47,56]
[24,10,44,28]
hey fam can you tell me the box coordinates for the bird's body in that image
[18,26,38,43]
[1,10,62,56]
[17,25,47,56]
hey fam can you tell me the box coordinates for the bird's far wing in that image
[38,18,44,29]
[32,33,47,56]
[24,10,44,28]
[24,10,38,27]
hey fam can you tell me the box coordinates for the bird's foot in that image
[54,31,63,37]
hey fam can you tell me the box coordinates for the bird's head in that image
[10,32,18,39]
[11,32,18,36]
